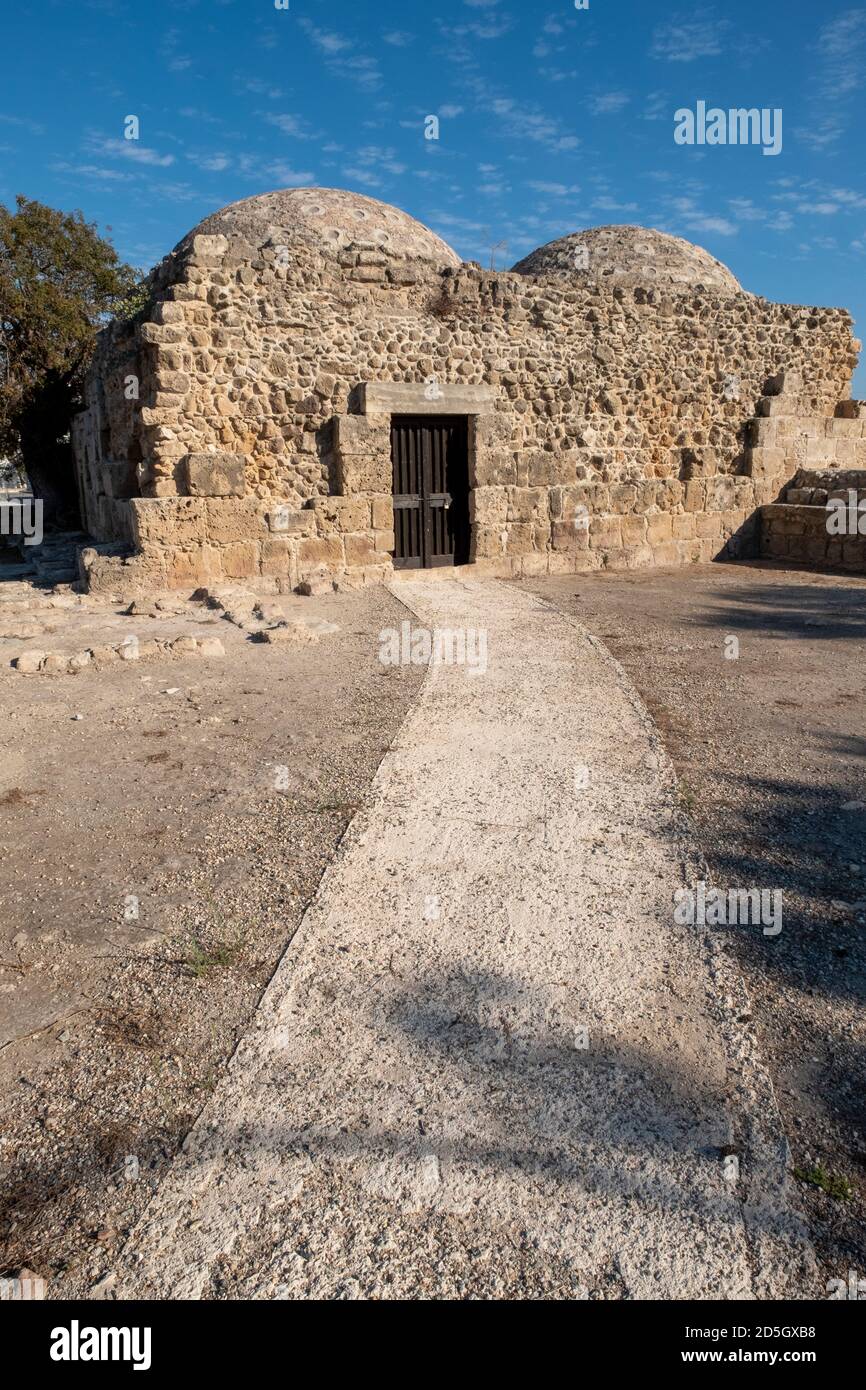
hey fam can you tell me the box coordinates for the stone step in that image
[0,564,38,583]
[34,565,77,584]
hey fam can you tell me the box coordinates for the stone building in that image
[71,188,864,594]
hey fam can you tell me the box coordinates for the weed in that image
[793,1164,852,1200]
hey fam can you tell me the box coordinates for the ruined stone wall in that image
[73,222,859,594]
[759,451,866,572]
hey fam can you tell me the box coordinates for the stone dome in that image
[512,225,743,295]
[179,187,461,267]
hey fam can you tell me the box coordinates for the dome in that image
[178,187,461,267]
[511,225,743,295]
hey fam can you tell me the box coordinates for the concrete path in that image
[116,578,812,1300]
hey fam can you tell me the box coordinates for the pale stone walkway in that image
[116,579,812,1300]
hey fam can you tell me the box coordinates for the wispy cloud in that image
[51,161,134,183]
[666,195,738,236]
[486,95,579,152]
[300,19,382,90]
[650,10,728,63]
[527,181,581,196]
[796,9,866,149]
[265,113,320,141]
[90,136,176,167]
[160,28,193,73]
[587,92,630,116]
[0,113,45,135]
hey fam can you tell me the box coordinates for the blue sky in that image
[2,0,865,392]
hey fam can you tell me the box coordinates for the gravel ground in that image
[113,579,810,1301]
[526,560,866,1292]
[0,582,423,1298]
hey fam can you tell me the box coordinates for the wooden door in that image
[391,415,469,569]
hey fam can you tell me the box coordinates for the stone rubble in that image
[12,634,226,676]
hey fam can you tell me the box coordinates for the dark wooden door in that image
[391,415,470,569]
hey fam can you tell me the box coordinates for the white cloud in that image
[650,12,728,63]
[587,92,630,115]
[528,181,581,196]
[93,137,175,167]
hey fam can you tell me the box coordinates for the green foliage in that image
[793,1163,852,1201]
[0,195,144,515]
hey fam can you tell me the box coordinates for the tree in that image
[0,196,145,526]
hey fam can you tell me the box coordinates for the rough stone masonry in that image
[71,188,863,594]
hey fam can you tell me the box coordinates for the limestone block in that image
[195,637,227,658]
[807,435,836,464]
[704,478,738,512]
[333,416,391,494]
[646,513,674,544]
[551,520,590,552]
[696,514,724,539]
[13,650,48,675]
[298,536,345,569]
[344,533,383,568]
[519,553,551,578]
[828,417,862,438]
[472,452,518,487]
[609,484,638,514]
[214,541,256,578]
[833,440,858,466]
[359,383,496,415]
[589,515,623,548]
[205,498,264,545]
[182,452,246,497]
[473,526,507,560]
[334,413,390,456]
[311,497,372,533]
[747,418,777,448]
[470,488,508,526]
[622,545,656,570]
[373,529,396,554]
[371,497,394,530]
[189,234,229,259]
[527,453,572,487]
[671,513,697,540]
[155,370,190,394]
[506,487,548,523]
[621,515,647,546]
[131,498,208,547]
[651,541,680,567]
[745,446,787,479]
[337,451,391,495]
[166,545,223,585]
[260,538,293,577]
[267,507,318,537]
[153,302,186,326]
[139,323,184,346]
[502,523,537,556]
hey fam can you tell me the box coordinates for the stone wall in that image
[72,202,860,594]
[759,449,866,572]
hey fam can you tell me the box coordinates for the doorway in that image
[390,415,470,569]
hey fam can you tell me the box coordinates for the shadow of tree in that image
[690,577,866,642]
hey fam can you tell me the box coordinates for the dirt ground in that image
[0,581,423,1297]
[526,561,866,1290]
[2,558,864,1300]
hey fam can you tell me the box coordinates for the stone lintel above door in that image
[358,382,497,416]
